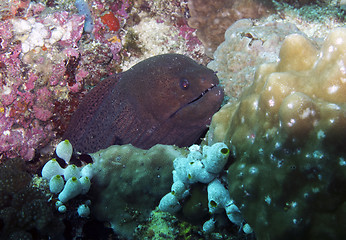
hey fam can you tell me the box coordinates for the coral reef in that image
[206,28,346,239]
[273,0,345,39]
[208,19,303,103]
[89,144,185,239]
[0,0,130,161]
[0,158,64,239]
[0,19,55,161]
[0,8,88,161]
[187,0,275,57]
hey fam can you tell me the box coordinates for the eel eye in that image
[179,78,189,90]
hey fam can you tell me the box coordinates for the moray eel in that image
[63,54,224,153]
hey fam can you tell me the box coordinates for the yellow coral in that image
[208,27,346,148]
[206,28,346,240]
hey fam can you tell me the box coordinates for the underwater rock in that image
[207,28,346,239]
[208,19,303,103]
[64,54,224,153]
[187,0,274,57]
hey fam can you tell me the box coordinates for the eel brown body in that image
[63,54,224,153]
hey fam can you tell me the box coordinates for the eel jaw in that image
[169,84,218,118]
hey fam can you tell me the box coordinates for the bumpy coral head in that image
[206,27,346,239]
[209,28,346,149]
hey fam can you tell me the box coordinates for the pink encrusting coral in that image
[0,31,86,160]
[0,3,103,161]
[178,24,203,52]
[0,19,55,161]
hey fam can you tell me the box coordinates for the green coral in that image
[90,144,185,239]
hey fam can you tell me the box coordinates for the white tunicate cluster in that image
[159,143,249,233]
[58,205,67,213]
[242,223,254,234]
[42,158,93,203]
[207,179,231,214]
[171,142,229,186]
[42,140,95,215]
[64,164,80,180]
